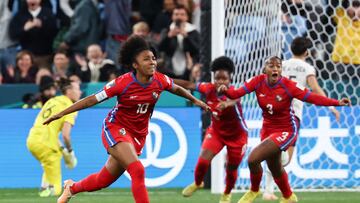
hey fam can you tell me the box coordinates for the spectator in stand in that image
[152,0,176,42]
[3,50,38,83]
[73,44,117,82]
[104,0,131,71]
[53,0,79,50]
[52,50,72,80]
[0,0,18,85]
[159,5,200,79]
[35,67,52,84]
[10,0,57,69]
[59,0,102,56]
[330,0,360,80]
[139,0,163,29]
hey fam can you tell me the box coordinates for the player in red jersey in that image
[218,56,350,203]
[43,36,210,203]
[175,56,248,203]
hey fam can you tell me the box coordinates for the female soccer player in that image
[263,36,341,201]
[27,78,82,197]
[175,56,248,203]
[218,56,350,203]
[44,36,210,203]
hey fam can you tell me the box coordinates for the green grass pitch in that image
[0,188,359,203]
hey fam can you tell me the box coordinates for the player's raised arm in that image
[43,95,98,125]
[169,83,211,111]
[173,78,196,90]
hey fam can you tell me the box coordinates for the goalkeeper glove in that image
[62,148,77,169]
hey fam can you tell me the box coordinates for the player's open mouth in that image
[272,73,278,77]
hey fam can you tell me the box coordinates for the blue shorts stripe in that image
[103,119,116,146]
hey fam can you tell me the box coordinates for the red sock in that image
[224,169,238,194]
[194,158,210,185]
[273,171,292,198]
[250,172,262,192]
[71,166,118,194]
[127,161,149,203]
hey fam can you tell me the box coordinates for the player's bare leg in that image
[182,149,214,197]
[108,142,149,203]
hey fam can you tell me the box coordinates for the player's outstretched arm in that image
[293,87,350,107]
[216,99,240,111]
[307,75,341,121]
[173,79,196,90]
[43,95,99,125]
[170,84,211,111]
[217,85,248,99]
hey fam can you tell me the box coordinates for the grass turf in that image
[0,188,359,203]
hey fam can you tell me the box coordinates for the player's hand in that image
[216,101,229,111]
[339,98,351,106]
[217,84,228,94]
[329,107,340,122]
[43,113,63,125]
[62,148,77,169]
[194,99,211,112]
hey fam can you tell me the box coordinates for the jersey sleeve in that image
[305,64,316,77]
[196,82,212,94]
[225,75,263,99]
[95,77,125,102]
[63,112,78,125]
[287,80,340,106]
[157,72,174,91]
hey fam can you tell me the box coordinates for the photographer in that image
[159,5,200,80]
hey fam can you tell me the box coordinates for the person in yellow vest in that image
[332,1,360,65]
[26,78,82,197]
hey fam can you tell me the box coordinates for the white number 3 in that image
[277,132,289,142]
[266,104,273,115]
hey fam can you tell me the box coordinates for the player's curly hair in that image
[210,56,235,73]
[57,78,73,94]
[119,35,156,69]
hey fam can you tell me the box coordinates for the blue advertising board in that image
[0,108,201,188]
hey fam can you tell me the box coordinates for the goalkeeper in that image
[26,78,82,197]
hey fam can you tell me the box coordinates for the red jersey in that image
[197,82,248,138]
[226,74,339,131]
[99,72,173,138]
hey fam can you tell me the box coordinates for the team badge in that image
[206,133,212,139]
[276,95,282,102]
[119,128,126,136]
[152,92,159,99]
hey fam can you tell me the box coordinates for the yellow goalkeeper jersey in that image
[332,8,360,64]
[27,95,77,151]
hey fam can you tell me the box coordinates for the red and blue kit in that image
[225,74,339,151]
[96,72,173,154]
[197,82,248,163]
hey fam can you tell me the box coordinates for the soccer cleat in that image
[262,192,278,200]
[57,179,75,203]
[182,182,204,197]
[219,193,232,203]
[38,186,54,197]
[279,192,298,203]
[237,190,260,203]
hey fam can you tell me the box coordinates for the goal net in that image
[210,0,360,193]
